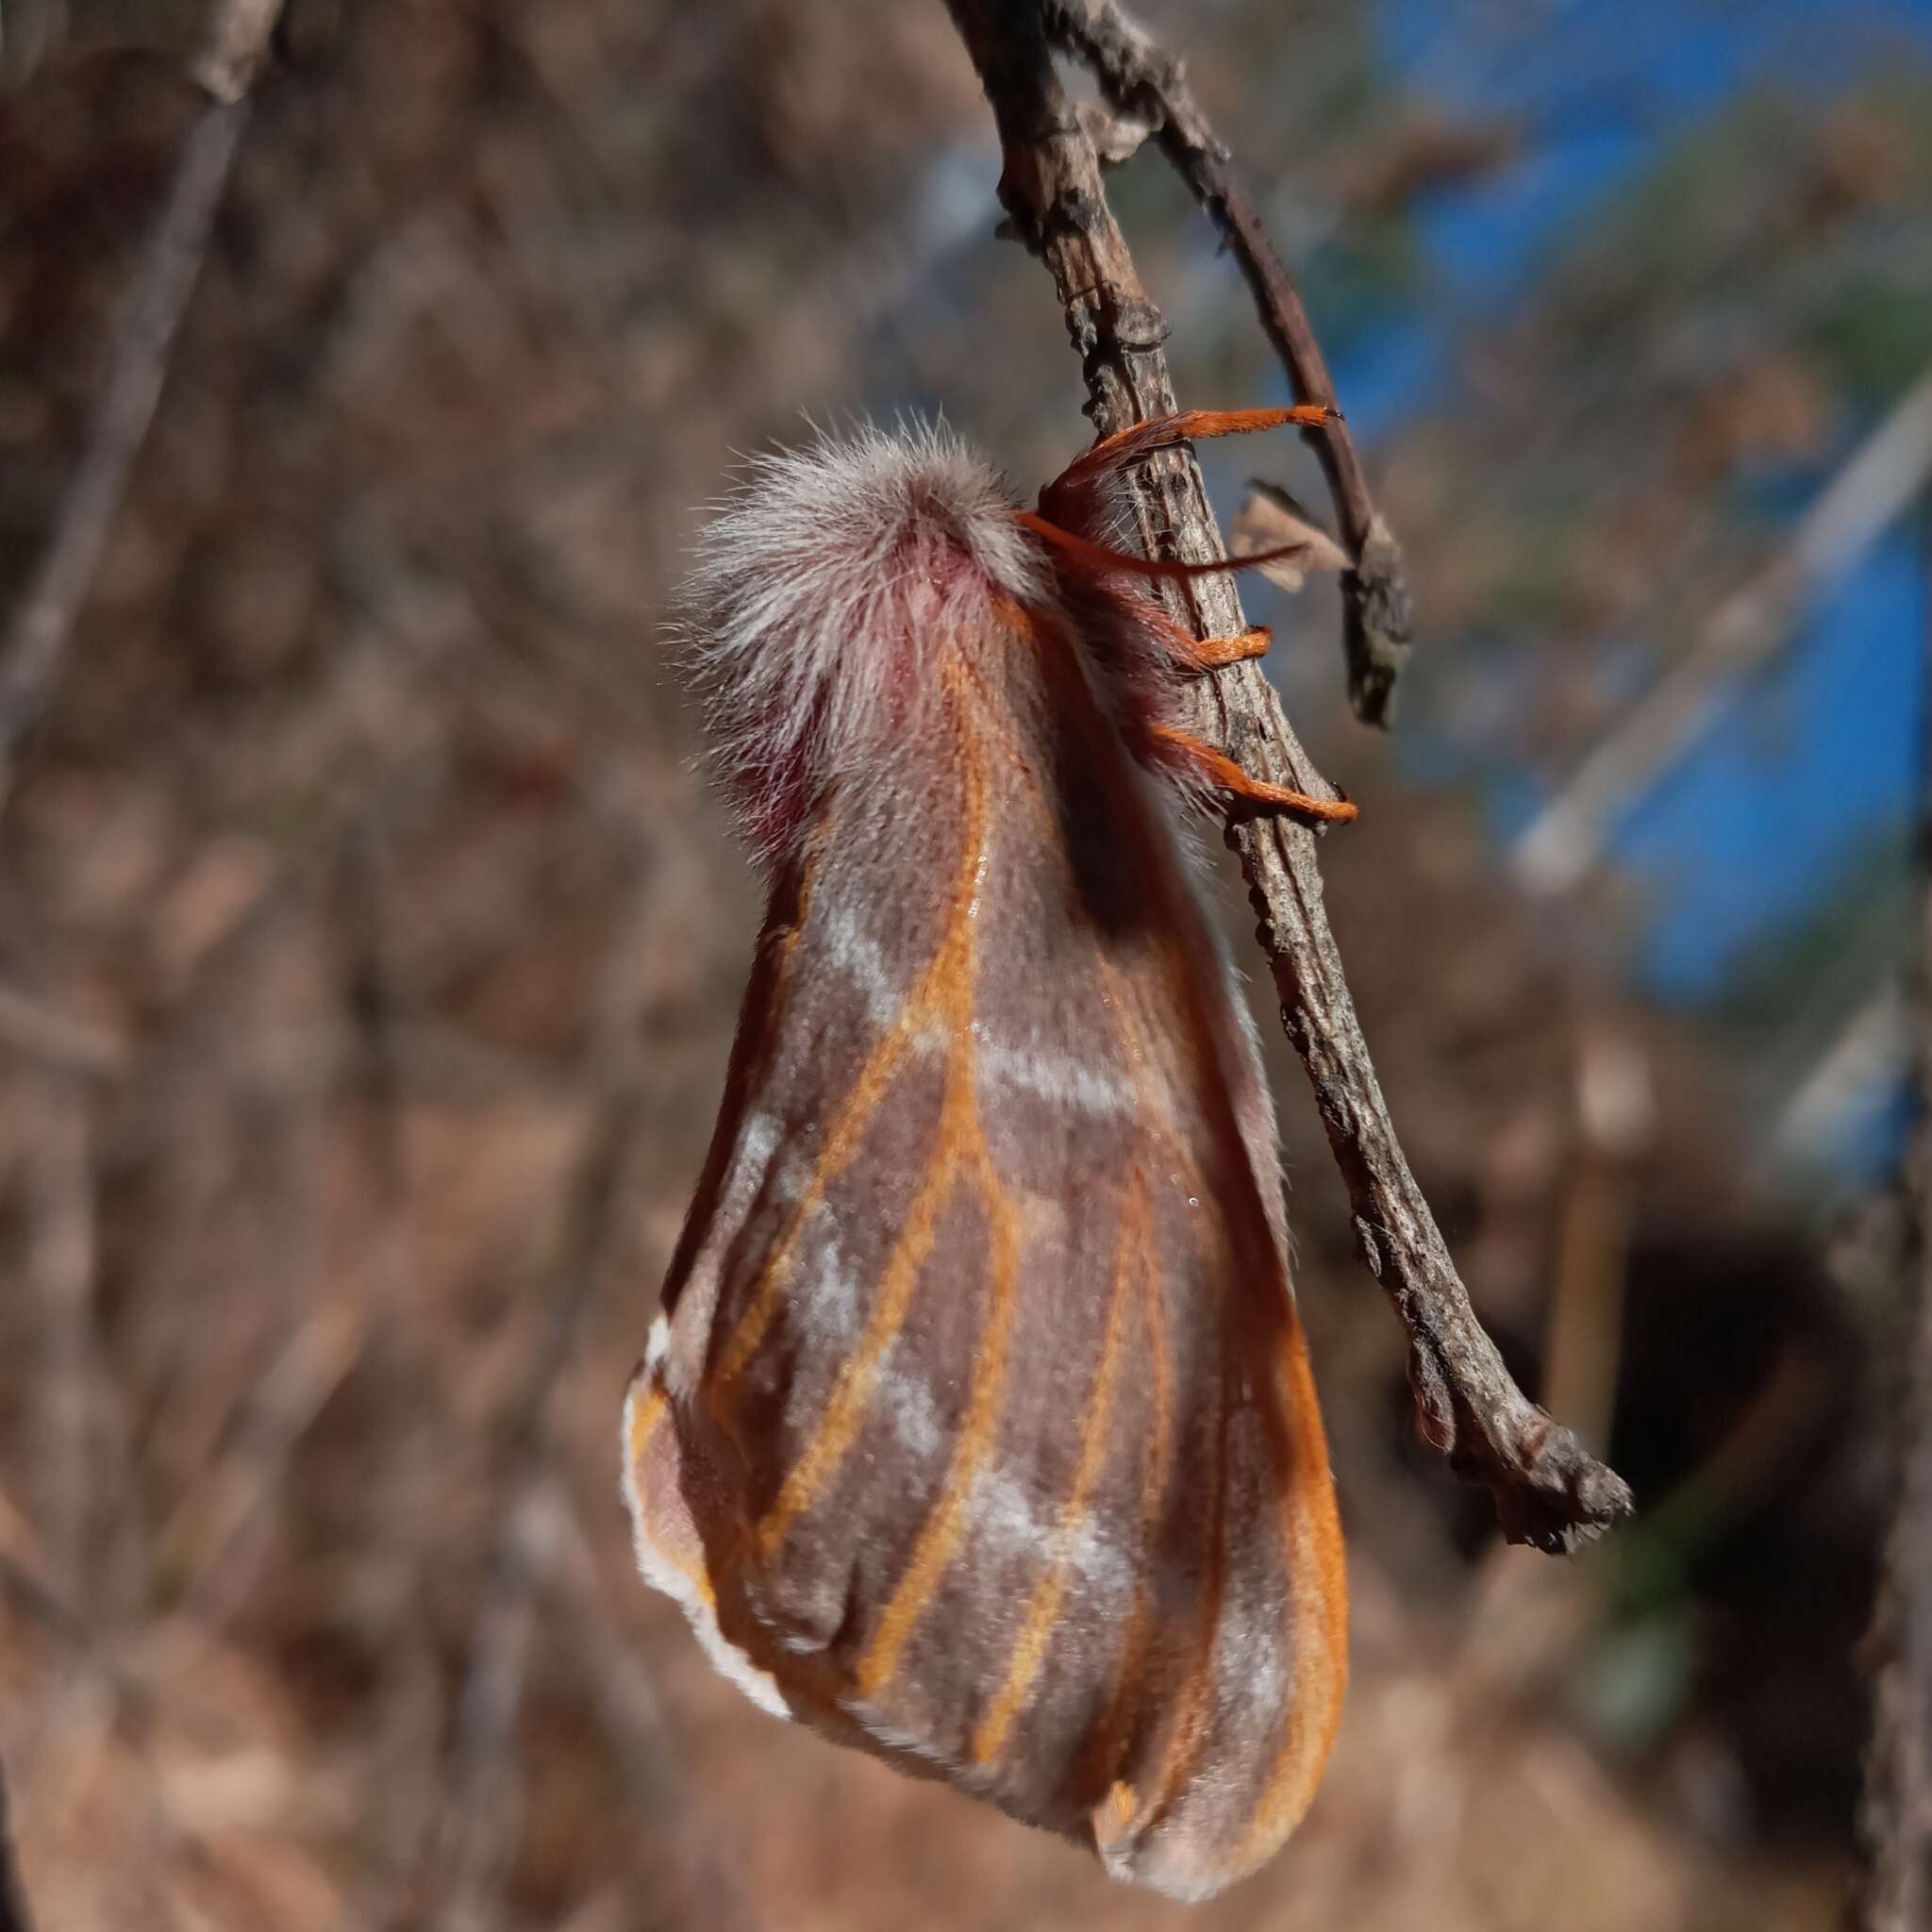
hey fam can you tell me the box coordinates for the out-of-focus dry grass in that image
[0,4,1885,1927]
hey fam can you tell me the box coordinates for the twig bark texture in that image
[945,0,1630,1551]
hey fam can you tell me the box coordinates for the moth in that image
[625,408,1352,1902]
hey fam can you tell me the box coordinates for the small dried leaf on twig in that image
[1229,480,1352,592]
[1077,99,1160,166]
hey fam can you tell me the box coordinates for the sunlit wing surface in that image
[626,582,1345,1902]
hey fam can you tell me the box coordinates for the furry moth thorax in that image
[681,424,1059,863]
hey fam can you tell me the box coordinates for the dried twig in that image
[1860,1201,1932,1932]
[1857,504,1932,1932]
[1780,982,1907,1163]
[431,850,652,1924]
[329,807,452,1926]
[1541,1029,1654,1460]
[1861,1275,1932,1932]
[0,0,286,824]
[1515,364,1932,897]
[944,0,1630,1550]
[436,1477,558,1932]
[0,103,243,824]
[0,983,128,1082]
[2,910,148,1625]
[548,1492,763,1932]
[1043,0,1412,724]
[24,1085,99,1596]
[0,1757,31,1932]
[162,1303,369,1619]
[430,1115,634,1923]
[0,0,275,94]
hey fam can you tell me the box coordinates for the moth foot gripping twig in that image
[1147,725,1357,824]
[1167,623,1272,670]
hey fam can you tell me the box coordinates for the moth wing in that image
[626,606,1344,1902]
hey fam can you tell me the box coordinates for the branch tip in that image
[947,0,1629,1555]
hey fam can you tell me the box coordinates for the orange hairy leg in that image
[1026,400,1346,588]
[1186,626,1272,668]
[1020,403,1360,826]
[1016,508,1316,591]
[1007,564,1273,674]
[1050,403,1338,499]
[1005,527,1357,823]
[1148,725,1357,824]
[1132,600,1273,672]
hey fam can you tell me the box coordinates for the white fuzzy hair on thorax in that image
[678,421,1049,859]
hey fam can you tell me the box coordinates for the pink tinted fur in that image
[678,423,1055,863]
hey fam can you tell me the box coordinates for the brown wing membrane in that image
[626,597,1345,1902]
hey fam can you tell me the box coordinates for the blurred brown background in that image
[2,3,1925,1926]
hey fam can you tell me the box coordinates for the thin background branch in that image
[0,102,243,822]
[0,0,275,97]
[944,0,1630,1550]
[1857,491,1932,1932]
[1857,1167,1932,1931]
[0,0,286,824]
[1044,0,1413,725]
[0,1758,29,1932]
[429,838,656,1927]
[1515,365,1932,899]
